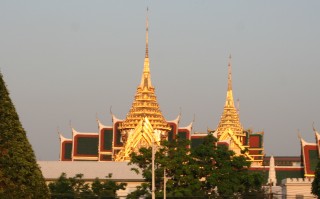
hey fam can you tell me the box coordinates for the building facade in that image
[58,19,265,164]
[52,9,320,198]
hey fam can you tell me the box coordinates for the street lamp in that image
[152,138,155,199]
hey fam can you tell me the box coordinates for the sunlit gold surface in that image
[115,117,160,161]
[216,56,245,141]
[116,10,170,161]
[118,12,170,134]
[216,56,262,163]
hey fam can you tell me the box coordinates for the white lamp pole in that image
[164,168,166,199]
[152,140,155,199]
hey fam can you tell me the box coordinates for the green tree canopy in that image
[128,133,265,198]
[48,173,126,199]
[0,72,49,198]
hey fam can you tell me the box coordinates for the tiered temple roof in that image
[115,117,159,161]
[58,9,264,164]
[214,56,264,164]
[118,10,170,134]
[216,55,244,140]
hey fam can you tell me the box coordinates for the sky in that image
[1,1,319,160]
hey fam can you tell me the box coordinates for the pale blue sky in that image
[1,1,319,160]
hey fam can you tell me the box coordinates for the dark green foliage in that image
[48,173,126,199]
[126,183,150,199]
[48,173,74,199]
[128,134,265,198]
[312,160,320,198]
[0,72,49,198]
[91,174,126,198]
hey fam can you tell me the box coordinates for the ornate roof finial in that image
[145,7,149,58]
[140,7,152,88]
[216,55,243,141]
[119,8,170,133]
[228,54,232,91]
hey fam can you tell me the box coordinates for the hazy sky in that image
[1,1,319,160]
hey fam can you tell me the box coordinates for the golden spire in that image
[140,7,152,89]
[119,8,171,134]
[216,55,244,141]
[145,7,149,58]
[226,54,234,107]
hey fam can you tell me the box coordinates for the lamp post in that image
[164,167,166,199]
[152,139,155,199]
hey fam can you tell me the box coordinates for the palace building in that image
[58,10,266,165]
[49,9,320,197]
[59,12,193,162]
[212,56,264,166]
[299,126,320,178]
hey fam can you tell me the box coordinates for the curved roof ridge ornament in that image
[193,113,196,124]
[109,106,121,123]
[297,129,314,145]
[184,122,193,133]
[298,129,302,140]
[96,112,100,129]
[95,112,99,122]
[185,113,195,133]
[57,126,61,136]
[69,120,73,132]
[312,122,317,133]
[109,106,113,116]
[57,126,64,141]
[71,126,78,136]
[176,107,182,124]
[168,108,181,124]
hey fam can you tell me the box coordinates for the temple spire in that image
[145,7,149,58]
[228,54,232,91]
[225,54,235,107]
[119,7,170,134]
[140,7,152,88]
[216,55,243,140]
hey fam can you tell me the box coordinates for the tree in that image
[49,173,94,198]
[91,174,127,198]
[48,173,126,199]
[129,136,204,198]
[312,160,320,198]
[190,134,264,198]
[0,72,49,198]
[128,133,265,198]
[48,173,75,199]
[126,183,150,199]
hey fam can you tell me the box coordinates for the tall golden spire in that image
[119,8,171,135]
[225,55,235,108]
[140,7,152,89]
[227,55,232,93]
[216,55,244,141]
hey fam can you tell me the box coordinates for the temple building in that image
[210,55,264,166]
[58,11,267,164]
[299,126,320,178]
[59,11,193,162]
[48,9,320,197]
